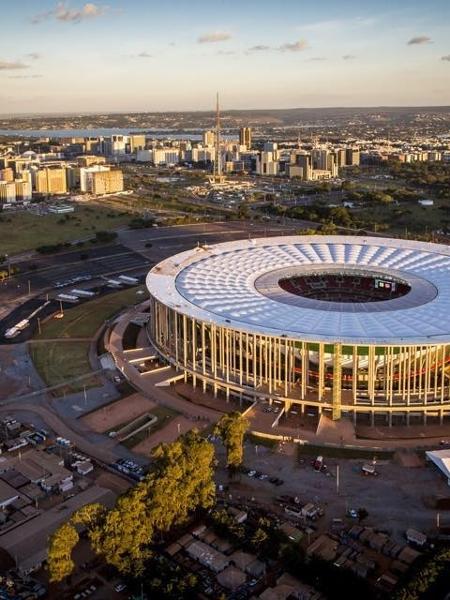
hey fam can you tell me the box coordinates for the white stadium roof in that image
[146,236,450,345]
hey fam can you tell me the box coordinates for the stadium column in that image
[239,331,243,387]
[183,314,188,383]
[201,322,207,393]
[352,346,358,403]
[332,343,342,421]
[192,318,196,389]
[174,310,179,369]
[284,337,288,397]
[318,343,324,402]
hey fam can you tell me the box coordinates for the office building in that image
[33,167,67,195]
[345,148,360,166]
[203,130,216,147]
[0,167,14,182]
[0,181,16,203]
[15,179,32,201]
[129,134,146,153]
[88,169,124,195]
[239,127,252,149]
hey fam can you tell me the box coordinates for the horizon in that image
[1,0,450,113]
[2,104,450,120]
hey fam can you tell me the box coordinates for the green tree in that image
[48,522,79,583]
[149,430,216,532]
[89,482,153,574]
[214,412,249,469]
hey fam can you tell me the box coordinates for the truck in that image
[70,288,96,298]
[118,275,139,285]
[284,506,303,519]
[301,503,322,520]
[4,319,30,338]
[362,463,378,476]
[406,528,427,547]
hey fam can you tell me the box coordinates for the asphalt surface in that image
[0,221,299,326]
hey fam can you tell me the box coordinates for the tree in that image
[48,522,79,583]
[89,482,153,575]
[214,412,249,470]
[71,503,106,528]
[149,430,216,532]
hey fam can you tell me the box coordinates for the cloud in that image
[32,2,108,24]
[8,75,43,79]
[0,60,29,70]
[197,32,232,44]
[279,39,308,52]
[137,51,152,58]
[407,35,432,45]
[342,54,356,60]
[248,44,271,52]
[441,55,450,62]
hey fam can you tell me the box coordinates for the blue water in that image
[0,127,204,139]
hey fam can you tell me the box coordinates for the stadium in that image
[146,236,450,427]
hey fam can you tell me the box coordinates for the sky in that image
[0,0,449,114]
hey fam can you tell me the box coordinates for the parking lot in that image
[215,440,450,543]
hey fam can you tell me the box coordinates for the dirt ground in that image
[82,393,156,433]
[213,439,450,543]
[394,449,425,468]
[132,415,206,455]
[94,471,132,495]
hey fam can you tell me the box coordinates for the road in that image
[0,221,300,323]
[0,402,117,463]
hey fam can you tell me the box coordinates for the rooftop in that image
[147,236,450,345]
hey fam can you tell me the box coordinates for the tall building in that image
[80,165,110,192]
[88,169,124,195]
[239,127,252,149]
[129,135,146,153]
[33,167,67,195]
[345,148,360,166]
[0,167,14,182]
[0,181,16,203]
[14,179,32,201]
[286,152,312,180]
[103,135,127,156]
[202,130,216,147]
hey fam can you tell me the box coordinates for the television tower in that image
[210,92,225,185]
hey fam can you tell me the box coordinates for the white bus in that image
[118,275,139,284]
[71,289,96,298]
[56,294,80,303]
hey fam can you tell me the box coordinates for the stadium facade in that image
[146,236,450,426]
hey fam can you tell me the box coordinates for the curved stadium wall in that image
[146,236,450,426]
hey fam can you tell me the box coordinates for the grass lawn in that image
[30,286,145,395]
[35,286,146,339]
[0,203,131,254]
[29,340,99,396]
[121,405,179,449]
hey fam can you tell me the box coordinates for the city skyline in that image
[0,0,450,114]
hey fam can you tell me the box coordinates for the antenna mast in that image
[214,92,221,178]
